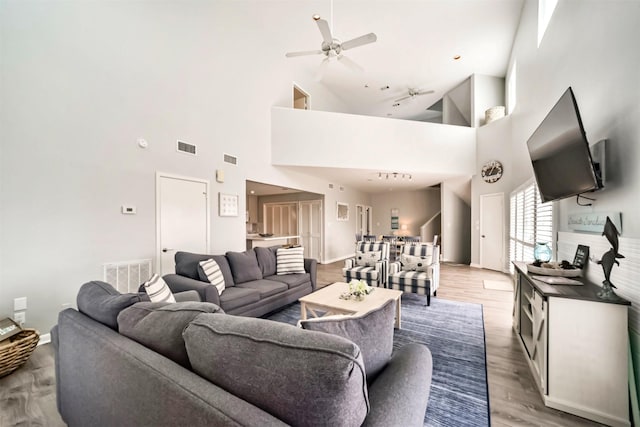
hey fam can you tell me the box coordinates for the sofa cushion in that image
[184,314,369,427]
[175,251,235,287]
[265,273,310,289]
[117,301,224,368]
[218,287,261,311]
[226,250,263,284]
[142,274,176,303]
[276,246,305,274]
[300,299,396,381]
[76,281,141,330]
[254,246,279,277]
[198,258,226,295]
[236,279,288,298]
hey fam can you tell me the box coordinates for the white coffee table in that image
[299,282,403,328]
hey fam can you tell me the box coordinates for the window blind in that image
[509,181,554,271]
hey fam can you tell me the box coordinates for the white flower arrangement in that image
[339,280,374,301]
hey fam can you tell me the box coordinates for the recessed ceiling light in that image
[380,85,390,91]
[250,190,255,194]
[312,14,321,21]
[453,55,461,60]
[364,84,369,88]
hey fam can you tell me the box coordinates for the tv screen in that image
[526,87,602,203]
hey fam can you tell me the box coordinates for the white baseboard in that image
[321,254,352,265]
[38,333,51,346]
[470,263,482,269]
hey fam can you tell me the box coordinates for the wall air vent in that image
[223,153,238,165]
[339,186,344,192]
[328,183,334,189]
[177,140,196,155]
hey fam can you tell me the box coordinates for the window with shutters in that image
[509,180,554,272]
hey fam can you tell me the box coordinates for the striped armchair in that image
[342,241,390,287]
[388,243,440,306]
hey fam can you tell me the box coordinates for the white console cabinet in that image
[513,262,630,427]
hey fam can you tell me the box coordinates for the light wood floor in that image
[0,262,602,426]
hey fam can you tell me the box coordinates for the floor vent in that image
[103,259,152,293]
[223,153,237,165]
[177,140,197,155]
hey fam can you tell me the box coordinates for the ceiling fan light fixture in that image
[453,55,462,60]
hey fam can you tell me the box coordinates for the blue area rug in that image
[266,293,490,427]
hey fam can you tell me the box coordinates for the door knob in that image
[162,248,174,253]
[481,235,486,238]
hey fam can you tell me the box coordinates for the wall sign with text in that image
[568,212,621,233]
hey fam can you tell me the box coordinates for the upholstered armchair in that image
[388,243,440,306]
[342,241,390,287]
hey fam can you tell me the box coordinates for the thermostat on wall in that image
[121,205,137,215]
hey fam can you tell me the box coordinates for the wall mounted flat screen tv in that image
[526,87,603,203]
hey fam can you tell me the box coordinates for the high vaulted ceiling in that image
[285,0,524,122]
[279,0,524,193]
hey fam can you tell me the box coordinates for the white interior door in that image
[157,174,210,275]
[480,192,504,271]
[355,204,372,237]
[299,200,322,260]
[264,203,298,235]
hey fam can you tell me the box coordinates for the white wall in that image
[271,107,477,175]
[0,0,360,333]
[369,188,441,237]
[471,74,506,127]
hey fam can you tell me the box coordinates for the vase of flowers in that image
[348,280,373,300]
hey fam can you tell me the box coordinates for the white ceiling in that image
[279,0,524,194]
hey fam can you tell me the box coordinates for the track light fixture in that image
[376,172,412,181]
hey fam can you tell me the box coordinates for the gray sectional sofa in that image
[52,281,433,426]
[161,248,316,317]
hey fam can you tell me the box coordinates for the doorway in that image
[299,200,323,260]
[156,173,210,275]
[293,84,309,110]
[263,202,298,235]
[355,204,373,238]
[480,192,504,271]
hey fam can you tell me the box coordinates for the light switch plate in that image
[14,297,27,311]
[216,169,225,183]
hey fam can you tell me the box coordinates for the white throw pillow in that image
[276,246,305,275]
[199,258,226,295]
[356,250,382,267]
[143,274,176,303]
[400,253,432,272]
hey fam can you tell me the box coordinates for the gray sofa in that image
[161,248,316,317]
[52,281,433,427]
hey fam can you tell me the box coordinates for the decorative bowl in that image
[526,264,582,277]
[258,233,273,237]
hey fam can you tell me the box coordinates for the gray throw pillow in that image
[184,313,369,427]
[300,299,396,381]
[175,251,235,287]
[76,281,141,330]
[117,301,224,369]
[225,250,263,284]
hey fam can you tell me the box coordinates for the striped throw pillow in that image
[276,246,305,275]
[143,274,176,303]
[199,258,226,295]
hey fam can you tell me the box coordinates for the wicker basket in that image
[0,328,40,378]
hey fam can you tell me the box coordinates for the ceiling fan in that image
[393,88,435,103]
[285,15,377,74]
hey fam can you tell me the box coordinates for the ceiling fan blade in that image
[341,33,377,51]
[315,57,330,81]
[394,94,412,103]
[337,55,363,73]
[416,90,435,96]
[316,19,333,45]
[285,50,323,58]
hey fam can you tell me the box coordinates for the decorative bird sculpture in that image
[597,216,624,299]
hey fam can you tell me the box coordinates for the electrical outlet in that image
[14,297,27,311]
[14,312,26,326]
